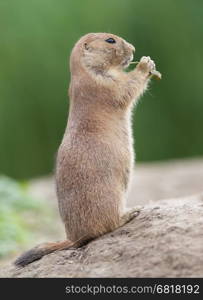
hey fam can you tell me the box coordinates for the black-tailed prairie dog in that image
[15,33,161,267]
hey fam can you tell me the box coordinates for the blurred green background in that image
[1,0,203,180]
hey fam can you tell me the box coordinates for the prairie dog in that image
[15,33,159,267]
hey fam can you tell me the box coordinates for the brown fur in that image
[15,33,157,267]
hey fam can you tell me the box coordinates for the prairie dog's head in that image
[70,33,135,74]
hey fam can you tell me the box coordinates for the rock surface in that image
[0,159,203,277]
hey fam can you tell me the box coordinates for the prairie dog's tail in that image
[14,240,77,267]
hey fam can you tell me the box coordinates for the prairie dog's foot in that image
[119,206,142,226]
[136,56,156,77]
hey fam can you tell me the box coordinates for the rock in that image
[0,193,203,278]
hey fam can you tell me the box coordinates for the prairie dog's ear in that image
[84,43,89,50]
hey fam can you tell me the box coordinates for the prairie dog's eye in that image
[105,38,116,44]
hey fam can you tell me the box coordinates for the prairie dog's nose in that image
[122,40,135,53]
[127,42,135,52]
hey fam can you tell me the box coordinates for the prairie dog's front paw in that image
[137,56,156,76]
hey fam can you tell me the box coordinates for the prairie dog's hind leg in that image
[119,207,142,227]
